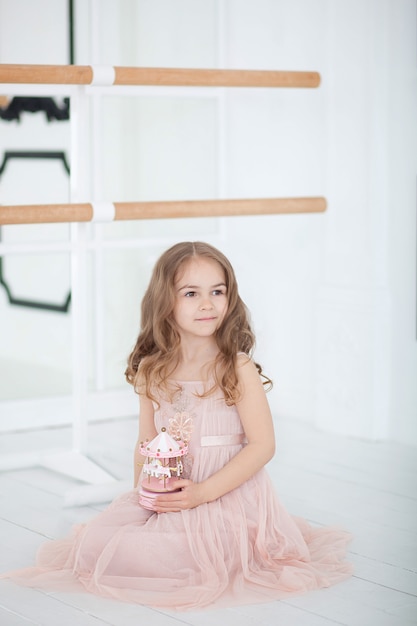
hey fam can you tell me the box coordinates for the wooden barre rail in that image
[0,64,320,88]
[0,197,326,225]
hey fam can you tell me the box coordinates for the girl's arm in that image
[154,355,276,511]
[133,392,157,488]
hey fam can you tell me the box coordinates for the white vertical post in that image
[70,85,90,453]
[216,0,228,244]
[56,81,117,487]
[52,3,118,491]
[90,0,106,392]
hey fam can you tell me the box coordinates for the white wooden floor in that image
[0,416,416,626]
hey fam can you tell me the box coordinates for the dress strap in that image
[200,434,247,447]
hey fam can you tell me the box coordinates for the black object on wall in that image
[69,0,75,65]
[0,150,70,177]
[0,97,70,122]
[0,151,72,313]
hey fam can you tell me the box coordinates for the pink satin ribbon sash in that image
[200,434,247,447]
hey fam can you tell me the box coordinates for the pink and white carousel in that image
[138,427,188,510]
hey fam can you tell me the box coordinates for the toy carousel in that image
[138,427,188,510]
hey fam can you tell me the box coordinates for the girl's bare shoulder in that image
[236,353,258,380]
[236,352,252,367]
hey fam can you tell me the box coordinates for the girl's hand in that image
[153,479,205,512]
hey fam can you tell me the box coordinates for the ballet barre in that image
[0,64,320,88]
[0,197,327,225]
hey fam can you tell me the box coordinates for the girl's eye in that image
[213,289,226,296]
[184,291,196,297]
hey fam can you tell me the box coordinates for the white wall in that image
[0,0,416,445]
[386,0,417,443]
[315,0,417,443]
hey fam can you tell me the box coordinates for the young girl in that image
[2,241,352,610]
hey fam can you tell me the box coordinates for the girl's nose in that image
[200,297,214,310]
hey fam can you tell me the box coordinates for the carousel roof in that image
[140,427,188,458]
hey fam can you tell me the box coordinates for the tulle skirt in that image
[2,469,353,611]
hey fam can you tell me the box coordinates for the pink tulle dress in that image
[2,381,353,610]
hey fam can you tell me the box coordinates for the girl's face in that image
[173,257,228,342]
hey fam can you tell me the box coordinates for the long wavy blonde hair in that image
[125,241,271,404]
